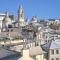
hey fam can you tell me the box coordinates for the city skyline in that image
[0,0,60,19]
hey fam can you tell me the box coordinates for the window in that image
[56,50,59,54]
[51,58,54,60]
[46,36,47,38]
[8,25,12,28]
[51,50,54,54]
[56,58,59,60]
[11,29,13,32]
[45,40,47,42]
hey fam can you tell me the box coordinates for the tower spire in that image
[18,5,25,27]
[18,5,24,19]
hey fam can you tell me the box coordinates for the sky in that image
[0,0,60,19]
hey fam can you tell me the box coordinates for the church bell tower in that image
[18,5,25,27]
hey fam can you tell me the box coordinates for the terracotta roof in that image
[29,46,46,56]
[0,32,18,38]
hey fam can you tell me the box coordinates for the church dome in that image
[2,12,12,28]
[3,12,12,23]
[31,16,38,23]
[31,16,40,27]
